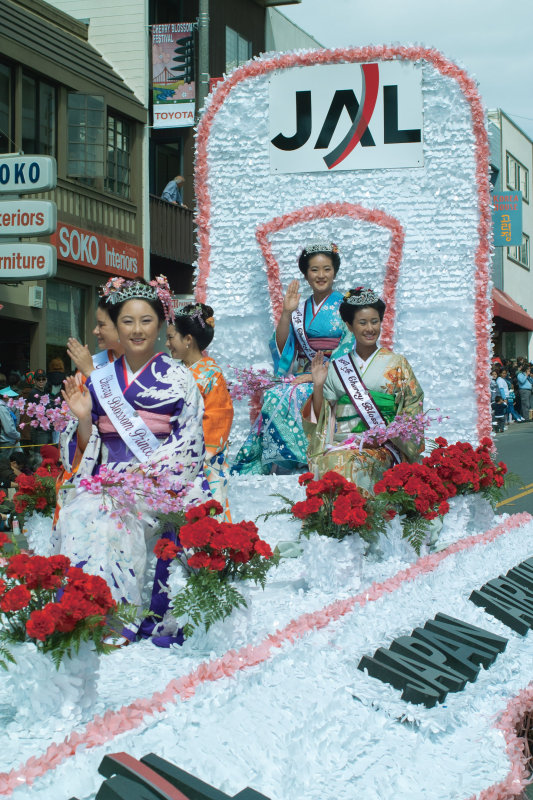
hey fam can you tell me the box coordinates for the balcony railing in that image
[149,194,195,265]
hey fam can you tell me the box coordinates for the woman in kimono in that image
[55,276,209,643]
[304,287,423,495]
[232,241,353,474]
[166,302,234,521]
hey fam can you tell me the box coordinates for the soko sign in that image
[269,61,423,173]
[51,222,143,279]
[0,156,57,193]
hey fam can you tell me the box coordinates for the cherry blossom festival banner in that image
[194,47,493,452]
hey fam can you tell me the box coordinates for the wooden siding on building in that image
[149,195,194,265]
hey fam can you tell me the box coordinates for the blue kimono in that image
[232,291,353,474]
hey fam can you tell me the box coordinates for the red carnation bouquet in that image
[423,437,507,501]
[12,453,62,526]
[152,499,280,637]
[0,532,132,668]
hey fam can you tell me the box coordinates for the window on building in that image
[46,281,86,370]
[0,62,12,154]
[22,73,56,155]
[508,233,530,270]
[506,152,529,202]
[225,27,252,72]
[105,114,131,198]
[67,93,105,184]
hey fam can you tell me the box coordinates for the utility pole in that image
[197,0,209,117]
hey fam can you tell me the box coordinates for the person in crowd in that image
[500,367,525,423]
[493,395,507,433]
[161,175,187,208]
[516,363,532,421]
[303,287,423,495]
[0,395,20,458]
[55,276,209,645]
[490,369,499,405]
[47,359,66,401]
[167,302,234,520]
[232,241,354,475]
[26,368,54,446]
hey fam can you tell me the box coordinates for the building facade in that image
[488,109,533,360]
[46,0,317,295]
[0,0,146,375]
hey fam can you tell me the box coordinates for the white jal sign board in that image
[0,243,57,280]
[269,61,423,174]
[0,200,57,236]
[0,155,57,193]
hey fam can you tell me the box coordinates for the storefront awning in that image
[493,288,533,331]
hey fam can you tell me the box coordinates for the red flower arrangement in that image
[0,534,130,667]
[423,437,507,498]
[12,452,62,525]
[290,471,373,543]
[153,499,279,637]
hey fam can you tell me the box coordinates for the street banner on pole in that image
[152,22,195,129]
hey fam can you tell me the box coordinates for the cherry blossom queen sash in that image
[332,353,401,465]
[291,300,318,363]
[92,350,110,369]
[91,360,160,463]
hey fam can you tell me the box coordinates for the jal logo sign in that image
[269,61,423,174]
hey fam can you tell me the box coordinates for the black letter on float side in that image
[314,90,376,149]
[470,578,533,635]
[383,85,422,144]
[271,91,312,151]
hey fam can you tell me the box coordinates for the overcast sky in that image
[280,0,533,139]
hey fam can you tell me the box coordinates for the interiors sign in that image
[269,61,423,174]
[51,223,143,278]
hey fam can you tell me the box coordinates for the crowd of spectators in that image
[490,356,533,433]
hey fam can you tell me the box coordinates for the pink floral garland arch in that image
[255,201,404,350]
[194,44,492,441]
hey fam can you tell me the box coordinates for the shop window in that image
[67,93,105,184]
[506,152,529,202]
[22,73,56,156]
[225,27,252,72]
[105,113,131,198]
[46,281,86,370]
[507,233,530,270]
[0,62,12,154]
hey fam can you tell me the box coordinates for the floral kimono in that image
[55,353,210,642]
[303,348,424,496]
[232,290,353,474]
[189,355,234,521]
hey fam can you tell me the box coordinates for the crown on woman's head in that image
[303,241,339,256]
[100,275,174,322]
[175,303,215,329]
[343,287,380,306]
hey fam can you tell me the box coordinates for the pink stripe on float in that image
[466,683,533,800]
[193,46,492,440]
[0,511,529,796]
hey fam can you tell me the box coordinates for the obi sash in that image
[332,352,401,465]
[91,359,160,463]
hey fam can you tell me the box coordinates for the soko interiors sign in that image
[269,61,423,173]
[50,223,143,279]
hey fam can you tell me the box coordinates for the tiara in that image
[100,276,174,323]
[302,241,339,256]
[175,303,215,329]
[343,287,380,306]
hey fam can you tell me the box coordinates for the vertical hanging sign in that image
[152,22,196,129]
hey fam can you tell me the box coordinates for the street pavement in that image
[493,419,533,515]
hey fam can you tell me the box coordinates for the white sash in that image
[91,359,160,463]
[291,300,317,362]
[92,350,110,369]
[332,353,401,465]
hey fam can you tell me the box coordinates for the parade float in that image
[0,45,532,800]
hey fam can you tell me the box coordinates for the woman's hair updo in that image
[173,303,215,350]
[339,287,386,325]
[298,241,341,275]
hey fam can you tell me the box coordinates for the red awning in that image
[492,288,533,331]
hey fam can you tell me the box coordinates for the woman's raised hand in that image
[282,279,301,314]
[67,338,94,378]
[61,375,92,421]
[311,351,328,387]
